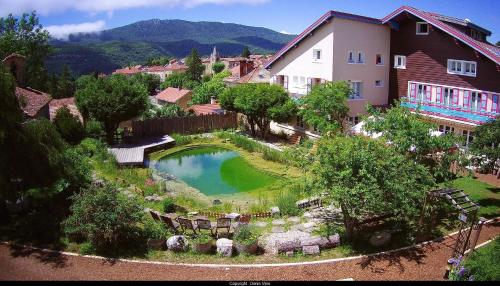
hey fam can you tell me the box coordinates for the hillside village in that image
[0,3,499,282]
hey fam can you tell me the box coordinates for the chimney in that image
[210,96,217,105]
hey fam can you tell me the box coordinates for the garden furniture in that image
[238,215,251,225]
[195,218,216,236]
[177,217,198,235]
[215,217,232,238]
[160,214,181,234]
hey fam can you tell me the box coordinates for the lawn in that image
[448,176,500,218]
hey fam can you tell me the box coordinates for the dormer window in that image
[416,22,429,35]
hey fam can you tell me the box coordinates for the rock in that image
[302,245,320,256]
[261,230,311,255]
[216,238,233,257]
[302,222,316,229]
[225,213,240,220]
[285,251,294,257]
[270,206,280,216]
[287,216,301,223]
[274,239,301,254]
[212,199,222,206]
[253,221,267,228]
[272,219,286,226]
[271,226,285,233]
[300,236,324,247]
[303,212,313,219]
[145,195,163,202]
[324,234,340,248]
[167,235,189,252]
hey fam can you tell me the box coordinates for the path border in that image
[1,218,498,269]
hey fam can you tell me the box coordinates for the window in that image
[292,76,298,87]
[443,88,453,106]
[376,54,384,65]
[348,51,355,63]
[439,125,455,134]
[462,130,474,147]
[299,76,306,87]
[296,116,305,128]
[447,59,477,77]
[471,30,482,41]
[313,49,322,62]
[375,80,384,87]
[394,55,406,69]
[470,92,481,111]
[348,116,360,126]
[357,52,365,64]
[416,22,429,35]
[417,84,427,101]
[349,81,362,99]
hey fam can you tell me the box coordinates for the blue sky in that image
[1,0,499,43]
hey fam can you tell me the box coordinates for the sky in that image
[0,0,499,43]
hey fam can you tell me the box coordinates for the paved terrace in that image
[108,135,175,166]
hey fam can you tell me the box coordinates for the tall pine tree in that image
[185,48,205,82]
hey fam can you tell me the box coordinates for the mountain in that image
[46,19,295,75]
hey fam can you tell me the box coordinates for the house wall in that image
[331,17,391,116]
[389,16,500,103]
[176,93,192,110]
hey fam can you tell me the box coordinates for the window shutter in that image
[492,94,499,113]
[453,89,459,105]
[436,87,442,103]
[426,85,432,101]
[481,93,488,111]
[463,90,470,107]
[410,83,417,99]
[284,76,289,91]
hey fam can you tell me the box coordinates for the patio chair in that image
[195,218,216,236]
[160,214,181,234]
[238,215,251,225]
[215,217,232,238]
[177,217,198,235]
[149,210,161,222]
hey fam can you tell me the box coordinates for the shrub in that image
[233,225,259,246]
[62,184,145,254]
[54,106,85,145]
[76,138,108,158]
[142,218,170,240]
[162,197,176,213]
[171,134,193,146]
[192,233,213,245]
[275,189,300,216]
[85,119,105,139]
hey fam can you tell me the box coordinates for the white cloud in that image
[280,30,291,35]
[46,20,106,40]
[0,0,269,16]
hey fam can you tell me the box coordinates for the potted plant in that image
[233,225,259,255]
[192,234,215,254]
[144,218,169,250]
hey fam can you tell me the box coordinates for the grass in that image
[447,176,500,218]
[462,237,500,281]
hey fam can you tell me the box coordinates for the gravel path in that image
[1,220,498,281]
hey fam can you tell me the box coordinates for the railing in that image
[404,97,498,118]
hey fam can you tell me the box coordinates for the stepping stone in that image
[285,251,294,257]
[302,222,316,229]
[287,216,301,223]
[270,206,280,216]
[272,226,285,233]
[272,219,286,226]
[302,245,320,256]
[303,212,313,219]
[253,221,267,228]
[290,224,301,231]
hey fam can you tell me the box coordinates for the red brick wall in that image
[389,16,500,103]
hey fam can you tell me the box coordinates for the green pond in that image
[152,146,278,196]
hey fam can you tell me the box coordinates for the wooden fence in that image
[198,211,273,219]
[131,112,238,138]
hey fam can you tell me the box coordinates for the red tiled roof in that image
[112,66,142,75]
[49,97,83,122]
[188,103,224,115]
[15,87,51,118]
[155,87,192,103]
[382,6,500,65]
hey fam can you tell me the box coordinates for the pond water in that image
[152,146,278,196]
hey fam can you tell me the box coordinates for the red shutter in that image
[425,85,432,101]
[452,89,459,105]
[436,86,442,103]
[463,90,470,108]
[410,83,417,99]
[481,93,488,111]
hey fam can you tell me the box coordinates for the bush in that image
[54,106,85,145]
[171,134,193,146]
[62,184,145,254]
[233,225,259,246]
[76,138,108,158]
[142,218,170,240]
[162,197,176,213]
[192,233,213,245]
[85,119,105,139]
[275,189,300,217]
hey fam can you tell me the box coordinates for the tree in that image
[313,136,434,239]
[146,56,171,66]
[212,62,225,74]
[144,104,186,119]
[0,12,52,90]
[53,65,76,98]
[63,183,144,253]
[298,81,350,135]
[242,46,251,58]
[470,116,500,173]
[363,103,461,182]
[496,41,500,47]
[190,70,231,105]
[132,73,161,96]
[160,72,199,90]
[75,74,149,144]
[54,106,84,145]
[220,83,297,139]
[185,48,205,82]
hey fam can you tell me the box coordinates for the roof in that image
[15,87,51,118]
[112,66,142,75]
[382,6,500,65]
[2,53,26,63]
[188,103,224,115]
[114,63,188,75]
[425,12,492,36]
[49,97,83,122]
[265,10,381,69]
[155,87,192,103]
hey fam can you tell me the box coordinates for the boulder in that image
[167,235,189,252]
[212,199,222,206]
[302,245,320,256]
[225,213,240,220]
[145,195,163,202]
[270,206,280,216]
[216,238,233,257]
[325,234,340,248]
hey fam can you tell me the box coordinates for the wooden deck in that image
[108,135,175,166]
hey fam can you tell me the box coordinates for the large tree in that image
[298,81,350,135]
[242,46,251,58]
[75,74,149,144]
[313,136,434,239]
[185,48,205,82]
[132,73,161,96]
[363,103,461,182]
[191,70,230,105]
[0,12,52,90]
[470,116,500,173]
[212,62,225,74]
[220,83,297,139]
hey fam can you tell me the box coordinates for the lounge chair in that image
[177,217,198,235]
[149,210,161,222]
[160,214,181,234]
[215,217,232,238]
[195,218,216,236]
